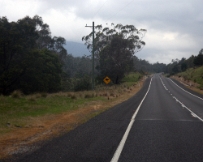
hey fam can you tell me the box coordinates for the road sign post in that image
[103,76,111,85]
[85,22,95,90]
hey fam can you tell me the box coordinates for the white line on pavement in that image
[110,78,153,162]
[169,78,203,101]
[160,77,203,122]
[172,96,203,122]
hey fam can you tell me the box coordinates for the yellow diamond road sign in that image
[103,76,111,84]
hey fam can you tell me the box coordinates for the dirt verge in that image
[171,75,203,95]
[0,79,146,160]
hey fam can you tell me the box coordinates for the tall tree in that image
[194,49,203,66]
[0,16,64,94]
[0,16,39,94]
[185,55,195,68]
[16,49,62,94]
[82,23,146,83]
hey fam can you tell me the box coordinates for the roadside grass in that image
[122,72,142,83]
[0,93,103,131]
[0,72,144,132]
[176,66,203,89]
[0,72,144,159]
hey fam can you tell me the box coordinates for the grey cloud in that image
[1,0,203,64]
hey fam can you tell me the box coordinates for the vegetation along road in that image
[6,74,203,162]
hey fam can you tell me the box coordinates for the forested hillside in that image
[1,15,201,95]
[0,16,94,94]
[164,49,203,76]
[0,16,148,95]
[82,23,147,84]
[0,16,65,94]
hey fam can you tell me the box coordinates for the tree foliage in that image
[60,54,92,91]
[16,49,62,94]
[82,23,147,83]
[194,49,203,66]
[0,16,64,94]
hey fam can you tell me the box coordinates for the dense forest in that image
[0,15,202,95]
[133,48,203,76]
[161,48,203,76]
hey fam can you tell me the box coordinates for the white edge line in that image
[160,77,203,122]
[110,78,153,162]
[174,97,203,122]
[169,78,203,101]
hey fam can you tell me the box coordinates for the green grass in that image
[176,66,203,89]
[122,72,143,86]
[0,93,103,130]
[0,72,144,132]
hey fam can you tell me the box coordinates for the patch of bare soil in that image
[171,76,203,95]
[0,79,146,160]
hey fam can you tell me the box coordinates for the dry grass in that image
[172,76,203,95]
[0,78,146,160]
[11,90,23,98]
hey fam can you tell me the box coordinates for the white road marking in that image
[173,96,203,122]
[169,78,203,101]
[110,78,153,162]
[159,77,203,122]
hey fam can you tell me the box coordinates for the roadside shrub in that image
[11,90,23,98]
[84,93,93,98]
[198,84,203,90]
[41,92,47,98]
[71,95,77,100]
[27,96,36,102]
[67,93,72,97]
[74,76,91,91]
[103,92,108,96]
[78,93,84,98]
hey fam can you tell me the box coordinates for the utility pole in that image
[85,22,95,90]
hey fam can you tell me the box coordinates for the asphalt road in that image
[9,74,203,162]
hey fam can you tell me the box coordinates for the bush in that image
[71,95,77,100]
[41,92,47,98]
[74,76,91,91]
[84,94,93,98]
[11,90,23,98]
[27,96,36,102]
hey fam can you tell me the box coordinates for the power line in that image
[93,0,109,18]
[67,0,136,48]
[105,0,135,23]
[70,0,109,43]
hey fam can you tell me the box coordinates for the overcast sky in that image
[1,0,203,64]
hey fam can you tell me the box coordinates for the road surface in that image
[9,74,203,162]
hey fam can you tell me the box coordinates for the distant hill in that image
[64,41,91,57]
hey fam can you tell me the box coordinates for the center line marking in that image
[110,77,153,162]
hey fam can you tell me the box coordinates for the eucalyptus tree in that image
[82,23,146,83]
[0,16,64,94]
[194,49,203,66]
[33,16,67,64]
[0,16,39,94]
